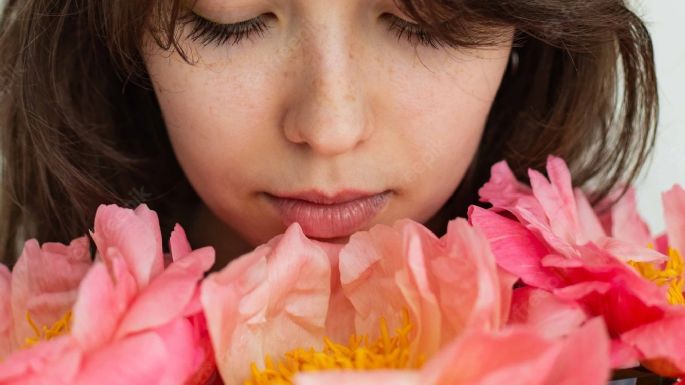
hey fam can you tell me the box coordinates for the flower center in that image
[22,311,72,348]
[245,310,424,385]
[629,248,684,306]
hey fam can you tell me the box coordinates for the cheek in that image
[383,48,510,221]
[143,48,280,201]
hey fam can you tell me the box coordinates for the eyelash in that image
[182,12,444,49]
[183,12,272,46]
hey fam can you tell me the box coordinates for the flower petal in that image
[202,223,331,385]
[10,237,91,350]
[295,371,420,385]
[621,312,685,377]
[424,318,610,385]
[607,188,653,247]
[91,204,164,288]
[71,257,136,352]
[169,224,193,262]
[74,332,167,385]
[469,206,560,290]
[114,246,214,339]
[508,287,588,339]
[663,184,685,255]
[0,337,81,385]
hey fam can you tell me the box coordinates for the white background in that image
[632,0,685,232]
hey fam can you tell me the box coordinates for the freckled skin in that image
[142,0,513,266]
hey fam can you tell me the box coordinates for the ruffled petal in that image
[10,237,91,350]
[469,206,560,290]
[114,247,214,339]
[508,287,588,339]
[202,223,331,385]
[91,204,164,288]
[621,312,685,377]
[663,185,685,255]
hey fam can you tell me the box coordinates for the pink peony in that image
[0,204,216,385]
[202,217,611,385]
[470,156,685,377]
[0,236,91,360]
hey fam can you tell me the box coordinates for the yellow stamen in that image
[22,311,72,348]
[629,248,684,306]
[244,310,425,385]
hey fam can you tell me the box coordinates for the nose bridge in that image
[282,16,371,156]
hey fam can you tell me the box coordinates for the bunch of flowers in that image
[0,156,681,385]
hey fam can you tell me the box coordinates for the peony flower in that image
[470,156,685,377]
[202,217,611,385]
[0,236,91,360]
[0,204,216,385]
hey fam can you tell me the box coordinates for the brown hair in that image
[0,0,657,266]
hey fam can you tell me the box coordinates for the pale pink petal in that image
[439,218,508,333]
[169,224,193,262]
[469,206,561,290]
[538,318,611,385]
[0,265,11,359]
[424,318,609,385]
[621,312,685,377]
[71,256,136,352]
[91,204,164,288]
[309,240,354,344]
[202,223,331,385]
[74,332,167,385]
[10,237,91,351]
[338,222,410,337]
[155,318,203,385]
[401,221,444,358]
[508,287,588,339]
[496,268,519,330]
[424,326,560,385]
[0,337,81,385]
[295,371,420,385]
[339,219,450,360]
[478,160,532,209]
[608,188,653,247]
[183,314,218,385]
[114,247,214,339]
[528,156,580,244]
[595,237,665,263]
[663,184,685,255]
[574,188,607,241]
[610,340,641,369]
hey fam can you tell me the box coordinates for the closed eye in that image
[181,11,275,47]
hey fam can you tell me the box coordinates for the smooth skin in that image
[142,0,514,267]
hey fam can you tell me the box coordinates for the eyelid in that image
[382,13,445,49]
[181,11,273,46]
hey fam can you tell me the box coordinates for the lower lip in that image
[266,192,391,239]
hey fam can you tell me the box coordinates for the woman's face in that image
[142,0,513,250]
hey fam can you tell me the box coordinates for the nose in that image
[282,23,373,156]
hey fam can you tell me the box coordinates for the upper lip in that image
[268,189,387,205]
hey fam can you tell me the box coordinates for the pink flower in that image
[0,204,216,385]
[295,319,610,385]
[0,236,91,359]
[202,217,611,385]
[470,156,685,376]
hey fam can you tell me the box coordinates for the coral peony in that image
[470,156,685,377]
[202,217,611,385]
[0,204,216,385]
